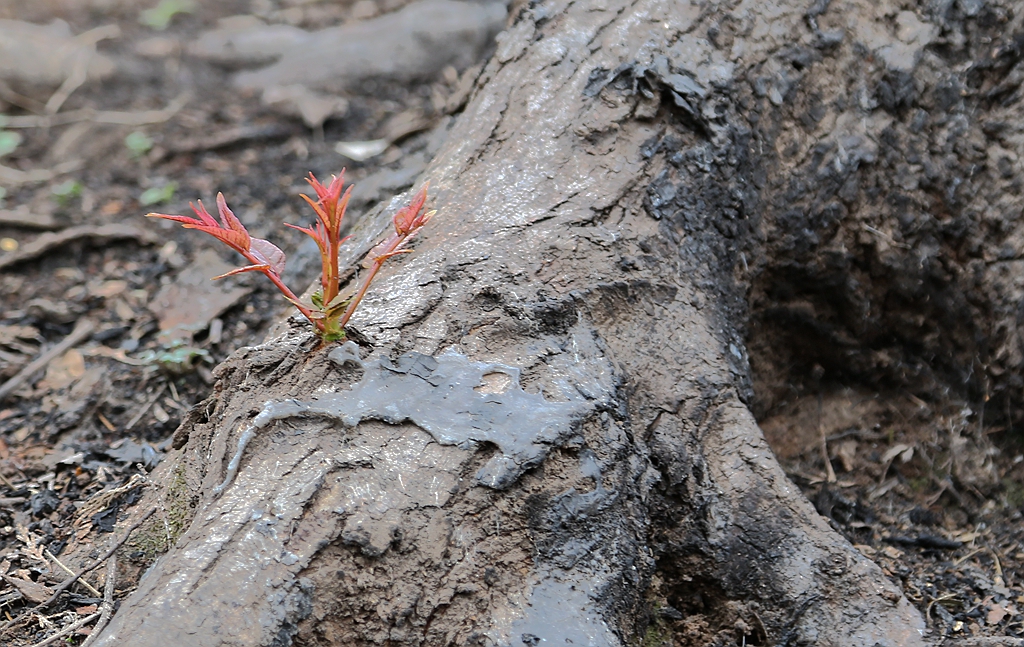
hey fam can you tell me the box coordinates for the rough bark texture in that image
[86,0,1024,644]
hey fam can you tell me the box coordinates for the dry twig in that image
[44,25,121,115]
[37,506,154,610]
[0,507,155,637]
[157,123,297,159]
[1,94,189,129]
[44,549,101,598]
[818,391,836,484]
[74,474,148,529]
[0,319,95,403]
[0,159,84,188]
[0,80,45,113]
[0,223,159,272]
[0,208,58,230]
[78,555,117,647]
[25,611,101,647]
[124,384,168,431]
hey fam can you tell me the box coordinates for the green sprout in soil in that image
[140,182,177,206]
[135,341,211,374]
[140,0,195,30]
[147,171,434,342]
[51,179,83,205]
[126,131,154,157]
[0,129,20,158]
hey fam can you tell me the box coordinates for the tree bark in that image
[86,0,1024,644]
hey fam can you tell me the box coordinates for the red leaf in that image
[307,171,345,211]
[147,196,252,255]
[298,192,328,224]
[250,238,287,275]
[216,193,248,236]
[284,221,327,251]
[392,184,429,235]
[181,223,251,252]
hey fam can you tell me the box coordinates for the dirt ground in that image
[0,1,1021,646]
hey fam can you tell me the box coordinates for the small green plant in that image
[147,171,434,342]
[0,130,20,158]
[140,182,177,206]
[139,0,195,30]
[125,131,154,157]
[148,341,211,374]
[51,179,83,205]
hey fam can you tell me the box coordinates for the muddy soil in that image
[0,0,1020,646]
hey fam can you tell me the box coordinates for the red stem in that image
[337,259,383,328]
[325,231,340,305]
[263,269,324,332]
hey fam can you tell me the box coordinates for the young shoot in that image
[147,171,434,342]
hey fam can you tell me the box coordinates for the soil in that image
[0,1,1020,646]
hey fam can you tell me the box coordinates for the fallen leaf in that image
[147,249,250,343]
[90,279,128,298]
[835,439,858,472]
[882,545,903,559]
[100,200,124,215]
[151,402,170,423]
[881,443,912,464]
[0,324,41,349]
[105,439,153,464]
[113,297,136,321]
[987,603,1007,625]
[381,109,432,142]
[2,574,53,604]
[38,348,86,390]
[869,478,900,500]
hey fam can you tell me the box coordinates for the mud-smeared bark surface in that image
[2,0,1022,644]
[84,0,1024,643]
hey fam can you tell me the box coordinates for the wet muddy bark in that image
[87,0,1024,644]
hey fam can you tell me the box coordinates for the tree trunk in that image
[88,0,1024,644]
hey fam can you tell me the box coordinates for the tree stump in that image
[91,0,1024,643]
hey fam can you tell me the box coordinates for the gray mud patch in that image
[216,340,614,493]
[510,574,620,647]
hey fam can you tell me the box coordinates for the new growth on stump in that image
[147,171,434,341]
